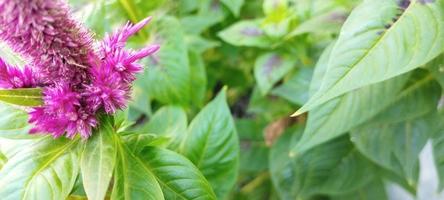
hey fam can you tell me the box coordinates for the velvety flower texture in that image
[0,0,159,138]
[0,59,36,89]
[0,0,94,86]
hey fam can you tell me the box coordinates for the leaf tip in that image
[291,109,305,117]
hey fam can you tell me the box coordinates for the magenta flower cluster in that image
[0,0,159,138]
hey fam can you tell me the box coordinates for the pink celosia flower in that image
[83,66,129,114]
[0,0,94,86]
[0,0,159,139]
[0,58,36,88]
[29,83,97,138]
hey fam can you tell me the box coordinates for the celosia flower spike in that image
[0,58,36,89]
[0,0,95,86]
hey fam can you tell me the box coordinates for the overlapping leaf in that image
[139,106,187,150]
[0,88,43,107]
[255,52,295,95]
[294,0,444,115]
[0,102,32,138]
[0,137,80,200]
[181,90,239,199]
[219,20,273,48]
[146,16,191,106]
[139,147,217,200]
[81,116,117,200]
[352,109,442,186]
[111,141,164,200]
[270,126,375,199]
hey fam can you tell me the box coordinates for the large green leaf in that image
[138,147,217,199]
[139,106,187,150]
[254,52,295,95]
[0,137,80,200]
[294,0,444,115]
[270,127,375,199]
[0,102,32,138]
[352,111,442,187]
[331,180,388,200]
[292,40,440,154]
[218,20,273,48]
[181,90,239,199]
[0,88,43,107]
[81,116,117,200]
[111,139,164,200]
[293,71,440,154]
[146,16,191,106]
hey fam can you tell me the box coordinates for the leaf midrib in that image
[22,139,78,199]
[316,1,415,105]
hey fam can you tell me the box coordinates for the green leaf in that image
[146,16,191,106]
[292,45,440,154]
[181,89,239,199]
[178,0,199,14]
[181,15,219,35]
[270,127,375,199]
[81,116,117,200]
[221,0,244,17]
[123,133,171,154]
[0,88,43,107]
[351,111,442,187]
[432,120,444,191]
[0,137,80,200]
[0,102,33,138]
[271,67,312,105]
[331,180,388,200]
[197,0,227,26]
[111,139,164,200]
[425,54,444,88]
[294,0,444,116]
[189,50,207,108]
[218,20,273,48]
[286,8,347,37]
[292,72,411,153]
[138,147,217,199]
[254,52,295,95]
[139,106,187,150]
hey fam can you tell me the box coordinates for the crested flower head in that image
[0,0,159,139]
[0,58,36,89]
[29,83,97,138]
[83,66,129,114]
[0,0,94,86]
